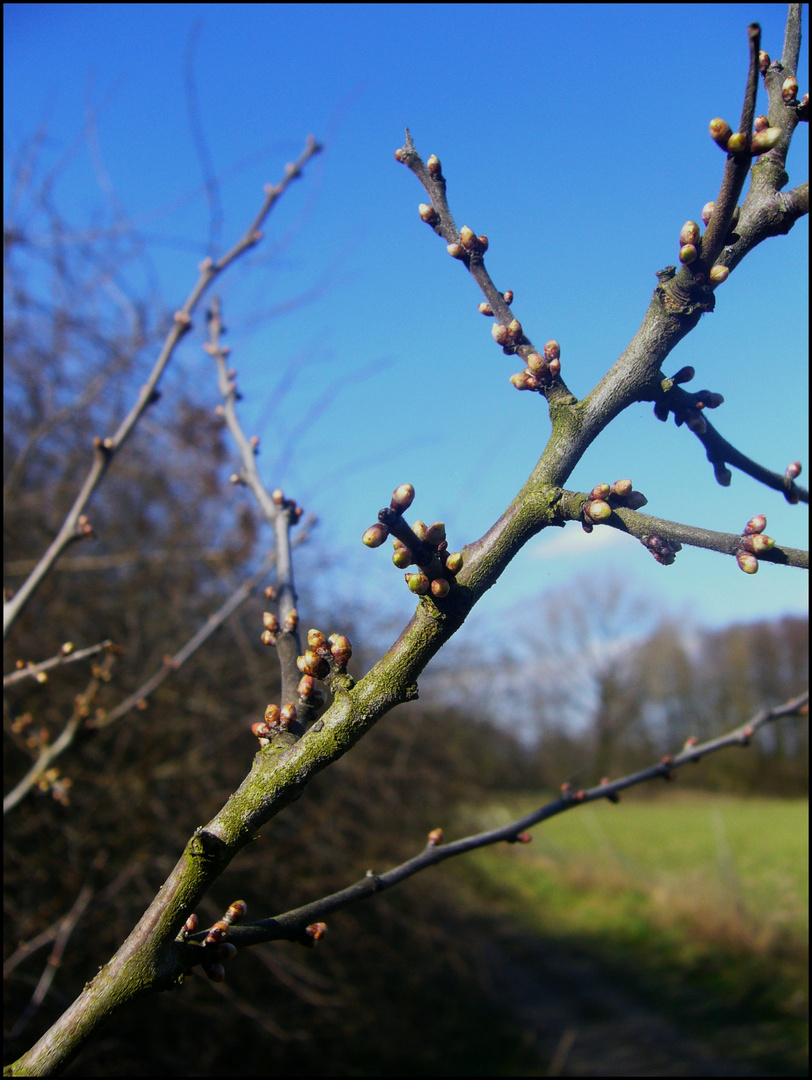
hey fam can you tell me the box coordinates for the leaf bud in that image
[586,499,612,522]
[251,722,271,744]
[785,461,802,479]
[516,832,532,843]
[503,290,514,304]
[736,552,759,574]
[298,675,316,700]
[714,462,732,486]
[447,242,465,259]
[543,340,561,362]
[507,318,522,340]
[363,523,390,548]
[183,913,199,937]
[265,587,277,602]
[709,265,729,284]
[330,634,352,666]
[758,50,770,73]
[709,118,732,149]
[548,358,561,377]
[280,703,297,728]
[430,578,450,598]
[394,147,405,162]
[262,612,279,632]
[679,221,700,246]
[272,489,285,507]
[679,244,697,264]
[445,551,463,574]
[781,77,798,104]
[264,704,281,725]
[260,630,277,646]
[754,115,769,133]
[427,154,441,175]
[283,608,299,632]
[510,372,534,390]
[305,922,327,942]
[392,547,413,568]
[478,235,489,252]
[610,479,632,499]
[478,302,494,316]
[750,127,782,154]
[405,573,431,595]
[750,534,775,554]
[744,514,767,535]
[425,521,446,546]
[726,131,748,154]
[590,483,611,501]
[701,201,715,225]
[418,203,437,224]
[525,352,546,374]
[412,519,428,540]
[492,323,510,345]
[459,225,478,251]
[224,900,248,924]
[391,483,415,512]
[427,828,443,846]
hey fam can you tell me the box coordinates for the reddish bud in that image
[305,922,327,942]
[744,514,767,535]
[427,828,443,846]
[758,50,770,73]
[510,372,534,390]
[264,704,281,725]
[298,675,316,700]
[330,634,352,666]
[709,265,729,284]
[737,552,759,574]
[543,340,560,362]
[394,147,405,162]
[548,357,561,377]
[430,578,450,598]
[782,77,799,104]
[224,900,248,924]
[447,242,465,259]
[701,201,715,226]
[525,352,545,374]
[610,479,632,498]
[280,703,297,728]
[516,832,532,844]
[750,534,775,554]
[785,461,802,479]
[283,608,299,633]
[262,612,279,632]
[503,290,514,304]
[492,323,511,346]
[426,154,441,175]
[680,221,700,246]
[391,483,415,512]
[750,127,782,154]
[590,483,611,501]
[709,118,732,149]
[478,235,489,252]
[307,628,326,650]
[425,521,446,546]
[363,523,389,548]
[183,913,199,936]
[754,115,769,133]
[507,318,522,340]
[418,203,437,224]
[260,630,277,647]
[478,302,493,316]
[459,226,478,251]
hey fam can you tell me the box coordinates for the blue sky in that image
[4,3,808,645]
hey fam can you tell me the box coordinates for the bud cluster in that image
[676,218,730,284]
[709,117,782,156]
[492,318,524,349]
[641,535,682,566]
[251,701,299,745]
[296,630,353,681]
[736,514,776,574]
[181,901,247,982]
[363,484,462,599]
[271,488,305,523]
[581,480,648,533]
[510,340,561,392]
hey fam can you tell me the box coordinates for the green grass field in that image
[453,790,808,1074]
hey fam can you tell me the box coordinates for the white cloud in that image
[529,525,637,559]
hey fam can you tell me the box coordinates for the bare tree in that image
[3,9,808,1076]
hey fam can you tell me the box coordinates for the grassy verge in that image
[452,790,808,1075]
